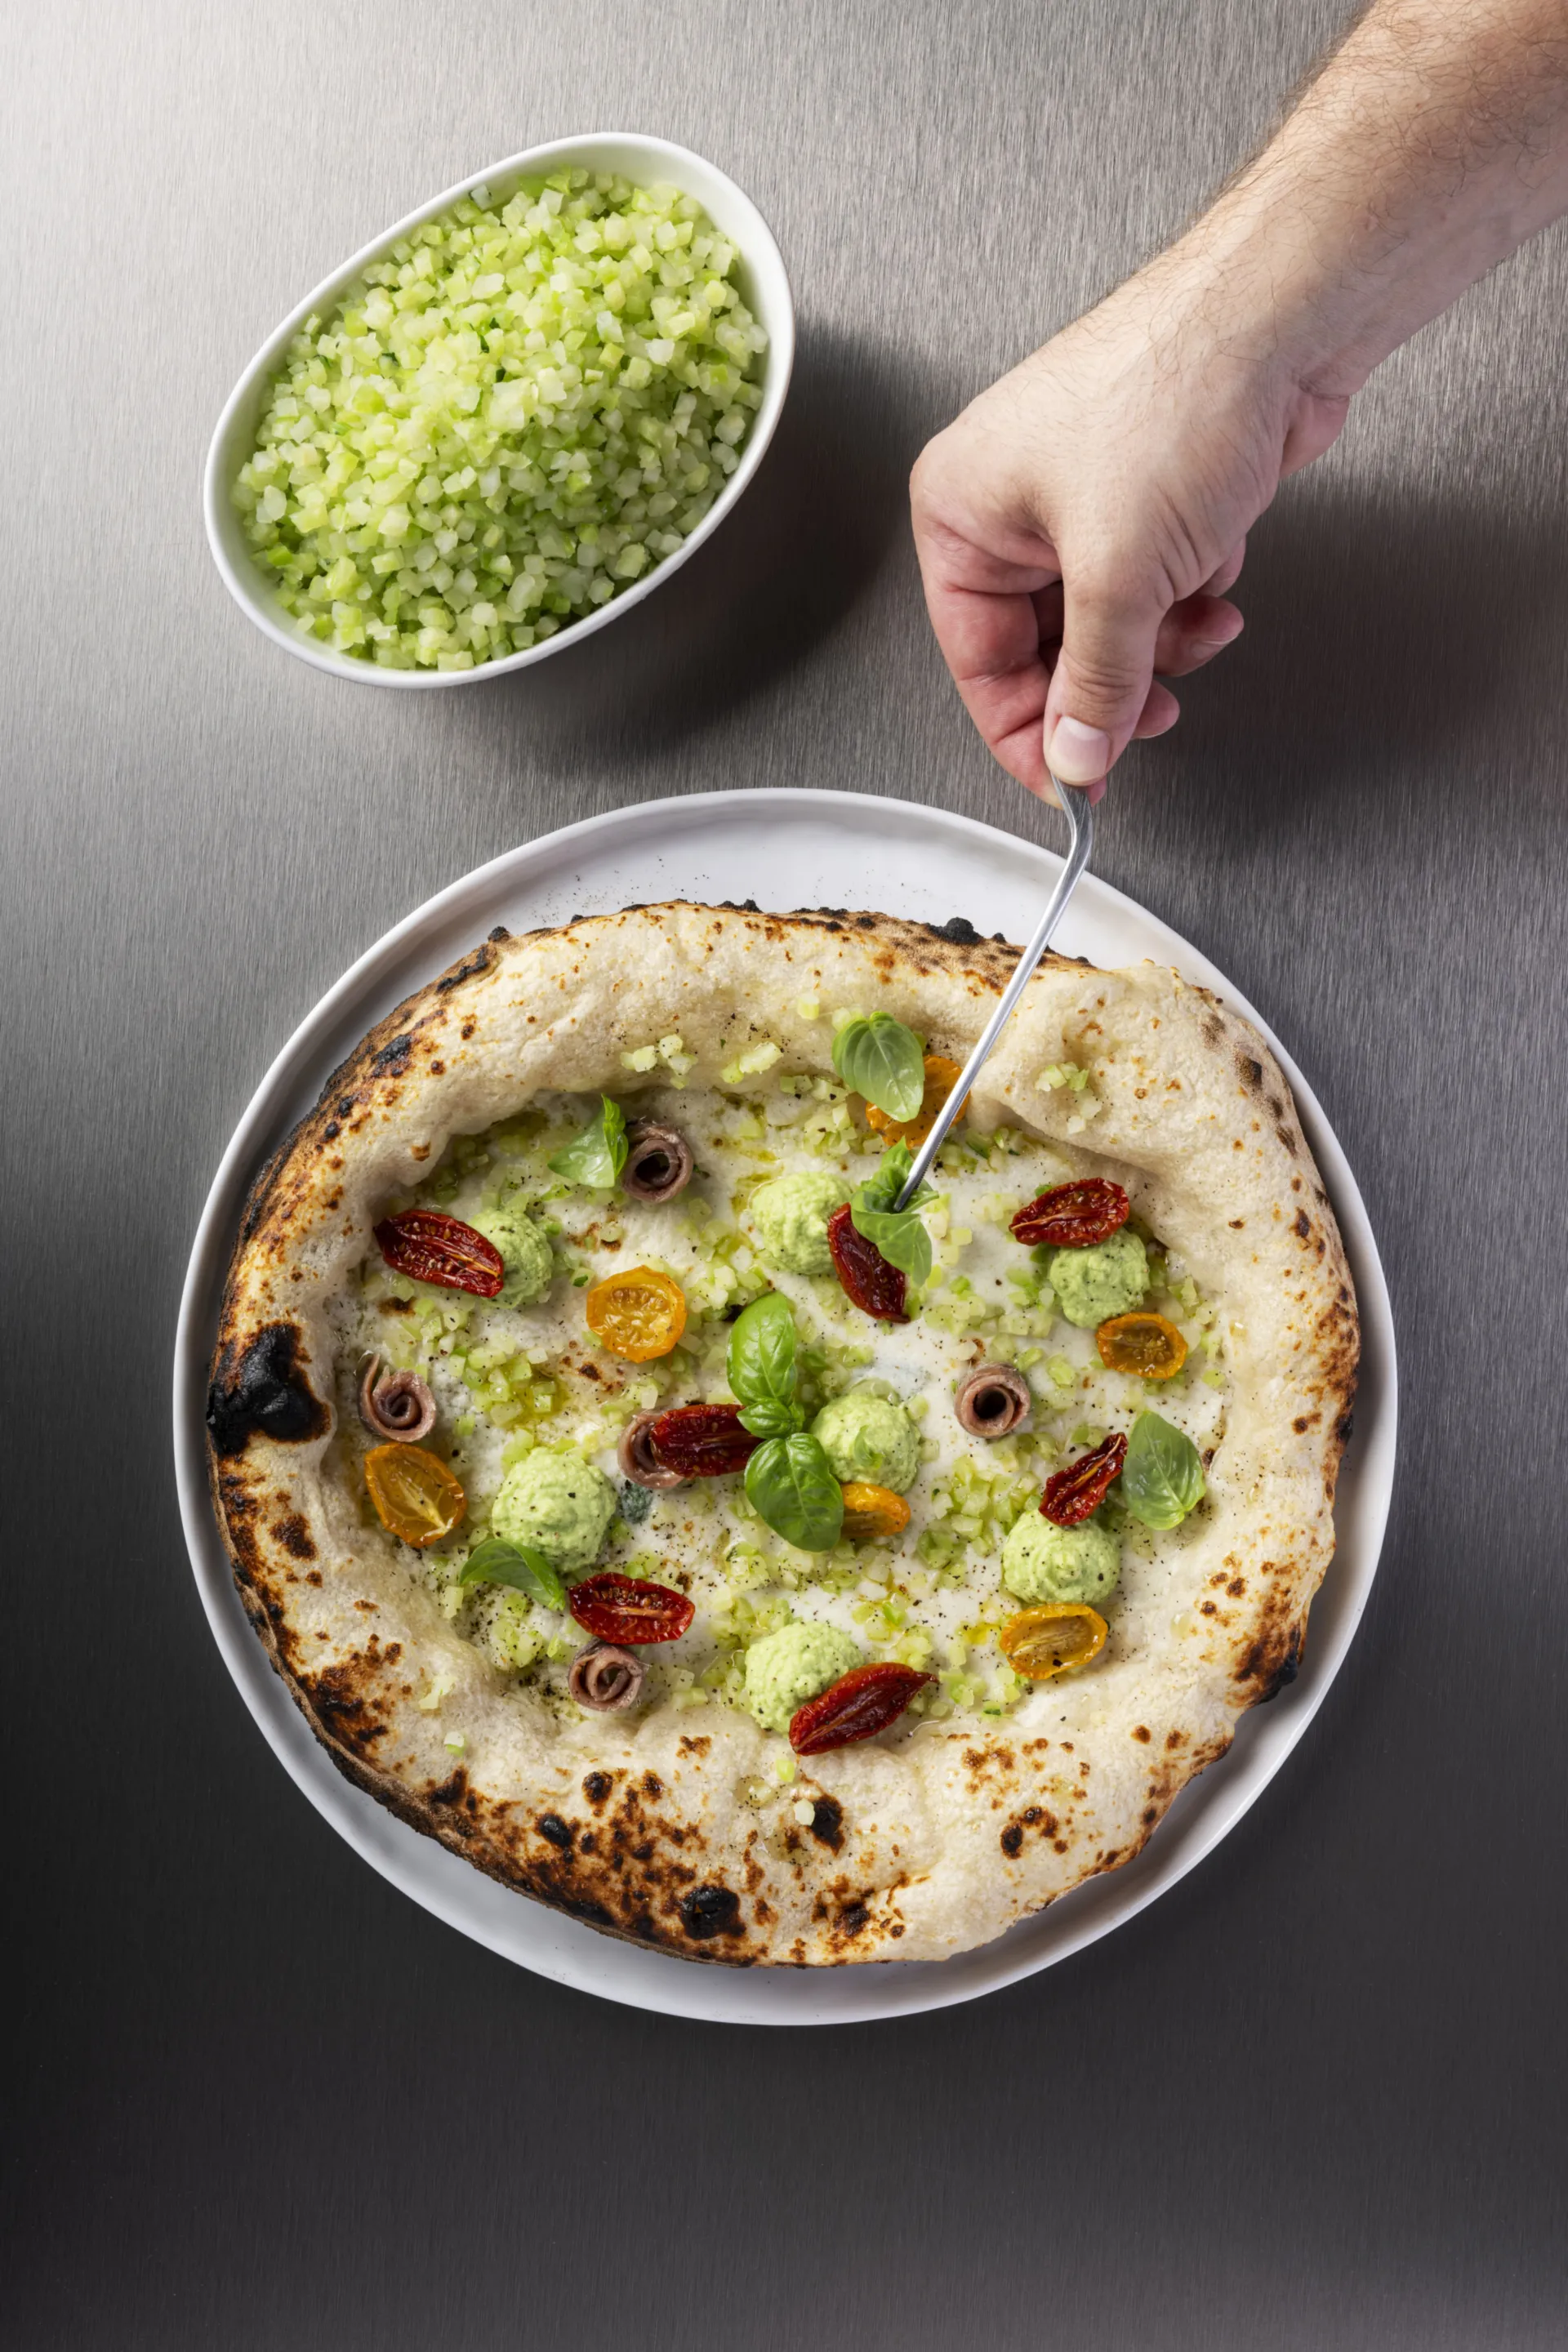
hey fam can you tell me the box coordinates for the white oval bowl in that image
[203,134,795,688]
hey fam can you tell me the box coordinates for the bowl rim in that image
[202,131,795,688]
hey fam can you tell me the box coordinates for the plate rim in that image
[172,786,1397,2025]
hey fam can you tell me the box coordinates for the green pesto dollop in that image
[1000,1513,1121,1606]
[469,1200,555,1307]
[743,1621,862,1735]
[810,1389,920,1494]
[491,1451,617,1575]
[1046,1227,1148,1329]
[749,1170,850,1275]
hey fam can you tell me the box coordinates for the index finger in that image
[911,518,1062,793]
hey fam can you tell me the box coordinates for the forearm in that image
[1176,0,1568,396]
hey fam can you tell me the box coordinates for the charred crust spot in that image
[678,1735,710,1757]
[271,1513,316,1561]
[836,1898,871,1937]
[1276,1123,1298,1155]
[678,1884,742,1940]
[808,1796,844,1852]
[537,1813,573,1851]
[1132,1725,1152,1744]
[642,1772,663,1798]
[435,946,492,993]
[207,1324,328,1458]
[372,1034,413,1076]
[1000,1823,1023,1857]
[336,1096,354,1117]
[1294,1209,1312,1240]
[310,1660,390,1751]
[1238,1053,1264,1091]
[582,1771,612,1807]
[428,1769,470,1806]
[461,1019,476,1040]
[488,924,510,942]
[322,1120,340,1142]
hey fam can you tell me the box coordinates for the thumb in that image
[1043,571,1163,786]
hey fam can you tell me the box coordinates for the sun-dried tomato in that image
[585,1266,687,1361]
[569,1572,694,1646]
[789,1663,935,1755]
[1096,1312,1187,1379]
[999,1604,1107,1682]
[363,1443,466,1548]
[1040,1431,1128,1526]
[826,1205,908,1323]
[649,1402,760,1477]
[374,1209,504,1297]
[1009,1178,1129,1249]
[864,1054,969,1149]
[839,1481,912,1543]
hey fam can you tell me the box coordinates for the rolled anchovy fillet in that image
[568,1642,645,1712]
[953,1362,1032,1439]
[617,1410,689,1490]
[621,1120,693,1204]
[358,1355,437,1443]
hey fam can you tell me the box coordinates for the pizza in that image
[206,902,1358,1966]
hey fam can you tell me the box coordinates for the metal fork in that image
[894,777,1096,1208]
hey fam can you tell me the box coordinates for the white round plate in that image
[174,790,1396,2025]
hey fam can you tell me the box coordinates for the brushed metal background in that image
[4,3,1565,2345]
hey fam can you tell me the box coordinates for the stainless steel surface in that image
[896,778,1094,1201]
[4,3,1565,2348]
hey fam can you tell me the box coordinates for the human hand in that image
[911,257,1353,797]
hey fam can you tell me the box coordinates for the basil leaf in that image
[1120,1411,1205,1531]
[547,1095,628,1188]
[457,1536,568,1611]
[737,1397,802,1440]
[744,1433,844,1552]
[726,1290,798,1410]
[832,1013,925,1120]
[849,1200,933,1286]
[856,1140,936,1218]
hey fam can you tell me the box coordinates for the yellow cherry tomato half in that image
[839,1481,912,1543]
[1096,1311,1188,1380]
[364,1443,466,1548]
[999,1603,1108,1682]
[864,1054,969,1149]
[585,1265,688,1362]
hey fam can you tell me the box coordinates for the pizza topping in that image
[568,1571,695,1645]
[743,1622,862,1733]
[374,1209,505,1297]
[749,1169,849,1274]
[848,1138,937,1291]
[585,1266,688,1361]
[811,1391,920,1492]
[1001,1512,1120,1606]
[1048,1228,1149,1327]
[364,1443,466,1548]
[864,1053,969,1148]
[1040,1430,1128,1524]
[1096,1311,1188,1380]
[457,1535,567,1611]
[954,1363,1032,1439]
[466,1201,554,1305]
[827,1203,909,1322]
[490,1452,618,1575]
[358,1355,437,1443]
[567,1642,645,1712]
[1009,1178,1129,1249]
[999,1603,1107,1682]
[839,1481,911,1542]
[621,1120,693,1203]
[744,1432,844,1552]
[617,1410,690,1490]
[789,1662,935,1755]
[1118,1410,1205,1529]
[831,1012,927,1121]
[651,1401,760,1477]
[547,1094,629,1189]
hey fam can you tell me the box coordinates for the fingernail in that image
[1047,715,1111,784]
[1198,612,1245,649]
[1088,779,1107,805]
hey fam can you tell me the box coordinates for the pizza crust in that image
[207,904,1357,1966]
